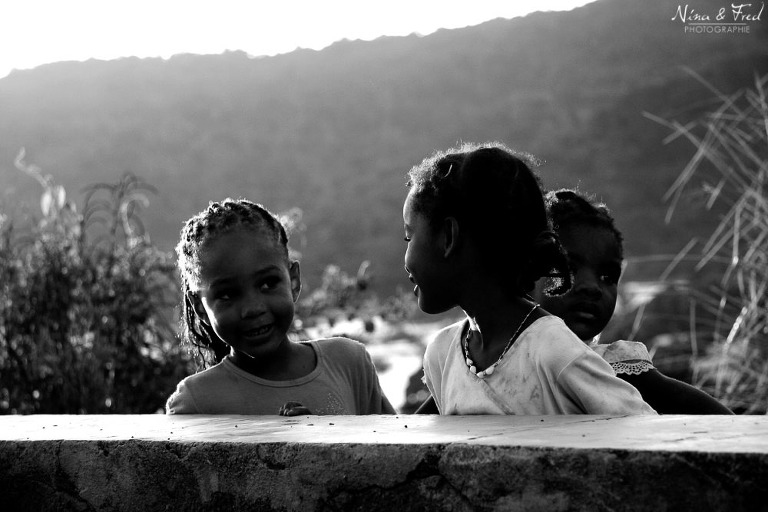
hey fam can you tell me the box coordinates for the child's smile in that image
[192,227,301,364]
[403,189,454,314]
[243,324,273,339]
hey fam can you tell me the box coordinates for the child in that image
[535,188,732,414]
[166,198,395,416]
[406,142,656,415]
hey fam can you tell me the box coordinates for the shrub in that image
[0,154,191,414]
[286,210,419,343]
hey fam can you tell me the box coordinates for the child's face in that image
[537,223,622,341]
[403,189,454,314]
[191,227,301,361]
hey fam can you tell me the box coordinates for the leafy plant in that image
[0,153,191,414]
[284,208,419,342]
[646,71,768,413]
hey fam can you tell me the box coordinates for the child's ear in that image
[442,216,460,258]
[289,261,302,302]
[188,292,210,325]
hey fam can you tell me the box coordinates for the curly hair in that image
[176,198,289,368]
[544,188,624,260]
[406,141,571,295]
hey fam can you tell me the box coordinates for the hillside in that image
[1,0,766,293]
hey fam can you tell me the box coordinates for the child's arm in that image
[559,352,657,414]
[594,340,733,414]
[414,395,439,414]
[618,370,733,414]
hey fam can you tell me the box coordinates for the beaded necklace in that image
[462,303,539,379]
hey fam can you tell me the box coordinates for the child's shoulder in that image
[167,359,234,413]
[305,336,367,358]
[591,340,652,361]
[304,337,377,376]
[522,315,593,356]
[432,319,467,340]
[591,340,655,376]
[423,319,466,358]
[526,314,581,341]
[179,358,233,386]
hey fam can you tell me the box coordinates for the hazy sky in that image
[1,0,594,78]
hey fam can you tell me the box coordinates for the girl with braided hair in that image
[535,188,732,414]
[406,142,655,415]
[166,198,394,416]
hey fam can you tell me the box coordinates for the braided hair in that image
[544,188,624,260]
[176,198,290,369]
[406,141,571,295]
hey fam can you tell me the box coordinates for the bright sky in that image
[1,0,594,79]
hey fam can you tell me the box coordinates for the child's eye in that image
[601,272,620,285]
[260,277,281,291]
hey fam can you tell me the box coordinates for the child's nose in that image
[241,291,267,318]
[573,270,601,298]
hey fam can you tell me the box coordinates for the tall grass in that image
[646,71,768,414]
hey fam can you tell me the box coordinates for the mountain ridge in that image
[1,0,766,293]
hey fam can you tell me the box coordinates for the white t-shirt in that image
[166,337,395,415]
[422,315,657,415]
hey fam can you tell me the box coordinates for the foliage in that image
[283,208,420,343]
[0,154,191,414]
[295,262,419,337]
[647,71,768,414]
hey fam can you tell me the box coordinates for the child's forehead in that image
[560,223,622,256]
[203,225,280,249]
[403,189,426,219]
[196,231,288,280]
[198,227,287,265]
[561,221,617,242]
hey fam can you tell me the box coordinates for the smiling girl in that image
[405,142,655,415]
[166,198,394,416]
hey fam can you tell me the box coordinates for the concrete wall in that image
[1,414,767,511]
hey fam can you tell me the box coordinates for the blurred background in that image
[1,0,766,414]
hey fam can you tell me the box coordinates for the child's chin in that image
[236,332,285,356]
[418,298,452,315]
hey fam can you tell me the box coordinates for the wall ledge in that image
[1,414,767,511]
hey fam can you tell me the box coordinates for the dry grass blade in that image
[645,72,768,414]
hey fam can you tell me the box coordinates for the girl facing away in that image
[534,189,732,414]
[405,142,656,415]
[166,198,395,416]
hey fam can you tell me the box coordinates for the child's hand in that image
[279,401,312,416]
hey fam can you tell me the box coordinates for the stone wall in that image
[1,414,767,511]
